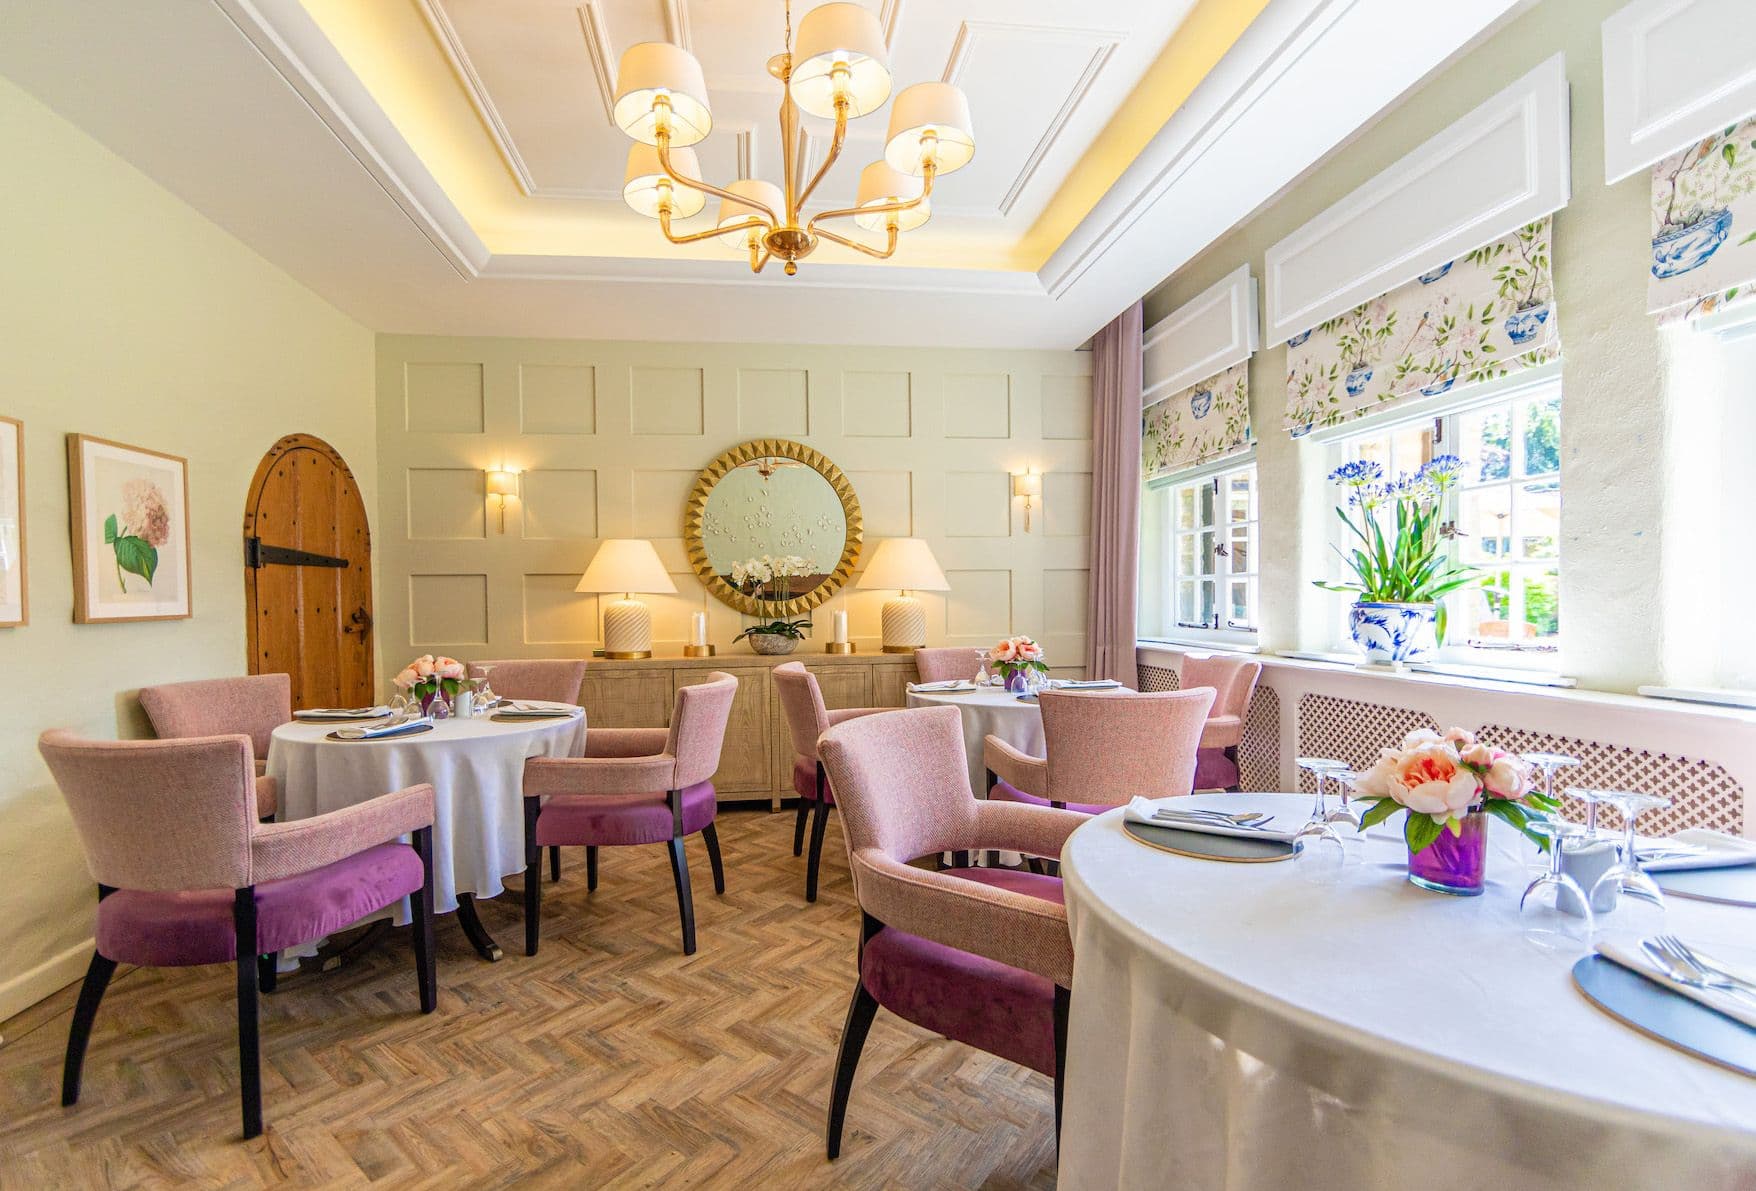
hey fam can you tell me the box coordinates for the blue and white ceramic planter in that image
[1190,387,1214,419]
[1344,366,1374,397]
[1286,329,1312,348]
[1651,208,1733,279]
[1418,261,1454,284]
[1504,302,1552,345]
[1349,601,1438,665]
[1420,367,1458,397]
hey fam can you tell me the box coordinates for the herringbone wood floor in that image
[0,808,1058,1189]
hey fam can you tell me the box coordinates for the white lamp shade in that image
[716,178,784,250]
[856,537,949,592]
[623,143,707,218]
[485,470,519,497]
[575,539,678,595]
[883,82,975,177]
[613,42,713,147]
[853,161,929,232]
[1011,471,1042,498]
[789,2,892,119]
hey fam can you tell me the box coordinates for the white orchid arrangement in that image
[1351,727,1556,854]
[392,654,467,702]
[729,554,815,602]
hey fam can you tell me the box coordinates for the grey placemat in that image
[1655,866,1756,908]
[1123,819,1295,863]
[1572,955,1756,1077]
[325,723,436,742]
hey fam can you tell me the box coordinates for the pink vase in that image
[1407,809,1488,896]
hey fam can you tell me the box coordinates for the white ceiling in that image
[0,0,1532,348]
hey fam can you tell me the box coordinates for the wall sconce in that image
[1012,470,1043,532]
[485,469,519,533]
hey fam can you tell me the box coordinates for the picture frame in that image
[67,433,192,623]
[0,416,24,627]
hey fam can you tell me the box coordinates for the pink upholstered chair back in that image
[818,706,977,864]
[138,674,291,762]
[470,659,587,705]
[913,647,984,684]
[666,673,739,788]
[38,730,257,893]
[773,662,830,761]
[1038,687,1215,804]
[1179,655,1262,721]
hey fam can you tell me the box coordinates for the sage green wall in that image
[1142,0,1677,693]
[0,76,377,1020]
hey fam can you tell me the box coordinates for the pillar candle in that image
[691,611,708,646]
[833,610,848,644]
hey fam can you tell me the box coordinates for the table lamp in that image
[856,538,949,653]
[576,539,676,659]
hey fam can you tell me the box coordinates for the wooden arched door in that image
[244,434,374,708]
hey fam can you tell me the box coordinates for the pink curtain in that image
[1085,302,1143,683]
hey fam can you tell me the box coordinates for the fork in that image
[1150,807,1267,824]
[1153,811,1276,830]
[1656,934,1756,995]
[1644,938,1756,1004]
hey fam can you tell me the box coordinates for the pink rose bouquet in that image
[1350,727,1557,853]
[393,654,467,708]
[988,635,1047,685]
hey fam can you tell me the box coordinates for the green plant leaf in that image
[103,514,118,545]
[112,535,158,584]
[1404,812,1443,853]
[1357,798,1400,829]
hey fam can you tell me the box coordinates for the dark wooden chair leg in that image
[792,799,810,857]
[587,845,598,892]
[666,836,697,955]
[411,826,437,1013]
[1224,745,1243,793]
[523,796,542,957]
[1053,984,1071,1146]
[826,978,880,1160]
[949,850,970,869]
[233,887,263,1141]
[549,845,561,883]
[805,797,832,903]
[61,952,117,1106]
[702,822,726,895]
[257,954,278,994]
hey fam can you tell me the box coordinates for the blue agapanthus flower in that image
[1419,454,1466,488]
[1328,459,1384,487]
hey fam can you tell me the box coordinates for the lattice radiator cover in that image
[1137,663,1280,793]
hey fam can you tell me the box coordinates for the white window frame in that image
[1305,362,1563,671]
[1142,455,1260,649]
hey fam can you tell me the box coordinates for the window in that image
[1325,380,1562,662]
[1141,463,1258,645]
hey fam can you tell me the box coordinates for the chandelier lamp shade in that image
[611,1,975,276]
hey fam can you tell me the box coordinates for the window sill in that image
[1638,685,1756,711]
[1138,635,1262,654]
[1280,650,1574,688]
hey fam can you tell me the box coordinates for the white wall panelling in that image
[1141,264,1259,406]
[1601,0,1756,183]
[1262,53,1572,345]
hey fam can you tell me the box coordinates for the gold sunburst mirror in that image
[685,439,862,617]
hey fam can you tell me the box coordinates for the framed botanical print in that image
[0,416,24,627]
[67,434,192,623]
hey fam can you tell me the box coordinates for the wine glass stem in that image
[1310,773,1327,823]
[1621,809,1638,866]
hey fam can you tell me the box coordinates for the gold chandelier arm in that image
[805,161,935,232]
[794,96,849,213]
[813,223,900,261]
[659,208,768,245]
[655,126,779,225]
[749,243,771,274]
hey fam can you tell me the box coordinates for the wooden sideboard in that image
[576,649,921,808]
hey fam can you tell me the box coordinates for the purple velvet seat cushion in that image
[859,866,1063,1076]
[1194,747,1239,790]
[792,756,832,803]
[987,777,1110,817]
[535,780,717,848]
[95,842,423,968]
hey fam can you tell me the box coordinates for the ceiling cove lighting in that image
[611,1,975,276]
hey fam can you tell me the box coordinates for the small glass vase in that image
[1407,808,1489,896]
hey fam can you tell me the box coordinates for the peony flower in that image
[1459,742,1496,769]
[1484,755,1533,800]
[435,657,466,679]
[1401,728,1442,749]
[1443,727,1476,748]
[1388,744,1481,821]
[992,639,1018,663]
[1017,640,1044,662]
[393,667,419,690]
[121,479,172,548]
[414,655,436,677]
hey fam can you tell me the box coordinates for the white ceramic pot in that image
[1348,601,1438,665]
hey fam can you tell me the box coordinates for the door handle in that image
[343,606,373,636]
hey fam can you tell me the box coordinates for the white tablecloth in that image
[1058,792,1756,1190]
[267,714,585,919]
[906,685,1044,796]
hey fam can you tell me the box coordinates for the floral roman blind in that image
[1142,361,1251,481]
[1282,217,1558,436]
[1649,115,1756,324]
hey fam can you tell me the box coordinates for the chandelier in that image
[611,1,976,276]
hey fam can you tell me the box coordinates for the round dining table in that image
[267,711,585,961]
[1058,791,1756,1190]
[905,684,1044,797]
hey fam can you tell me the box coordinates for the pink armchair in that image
[1179,655,1263,792]
[38,729,436,1141]
[470,659,589,882]
[138,673,291,820]
[817,706,1086,1156]
[913,646,984,684]
[521,672,738,956]
[773,662,893,902]
[985,687,1216,816]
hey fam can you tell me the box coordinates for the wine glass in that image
[972,649,991,686]
[1519,818,1595,953]
[1583,789,1671,934]
[475,664,498,707]
[1295,757,1349,827]
[1325,769,1363,831]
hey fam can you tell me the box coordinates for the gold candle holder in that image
[683,643,716,657]
[824,641,855,654]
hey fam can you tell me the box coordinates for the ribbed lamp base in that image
[604,598,653,659]
[880,595,926,653]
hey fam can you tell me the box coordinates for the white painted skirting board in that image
[1603,0,1756,183]
[1262,53,1571,345]
[0,938,93,1027]
[1142,265,1259,406]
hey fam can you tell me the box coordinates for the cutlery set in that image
[1151,808,1276,830]
[1641,934,1756,1004]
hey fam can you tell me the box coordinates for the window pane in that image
[1228,474,1251,522]
[1176,485,1197,530]
[1229,525,1250,575]
[1229,580,1250,624]
[1199,580,1216,625]
[1197,530,1216,576]
[1177,581,1197,623]
[1459,485,1512,562]
[1177,533,1197,578]
[1515,480,1561,559]
[1196,480,1216,528]
[1460,406,1512,481]
[1522,395,1561,475]
[1389,423,1434,473]
[1522,569,1560,638]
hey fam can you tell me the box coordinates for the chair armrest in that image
[982,734,1047,797]
[1200,715,1243,749]
[969,799,1085,861]
[851,848,1073,988]
[251,784,435,884]
[826,706,889,727]
[585,727,670,758]
[524,753,679,796]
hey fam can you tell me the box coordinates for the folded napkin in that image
[1122,796,1299,842]
[909,680,977,692]
[1048,679,1123,690]
[1637,829,1756,872]
[295,706,391,720]
[1596,937,1756,1029]
[497,700,582,718]
[334,717,432,741]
